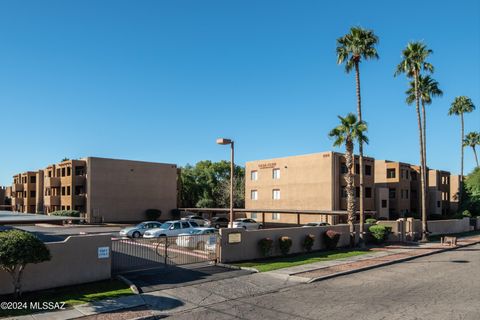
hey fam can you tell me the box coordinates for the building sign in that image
[258,162,277,169]
[98,247,110,259]
[228,232,242,244]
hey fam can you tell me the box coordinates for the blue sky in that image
[1,0,479,185]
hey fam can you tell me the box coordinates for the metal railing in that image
[111,234,219,274]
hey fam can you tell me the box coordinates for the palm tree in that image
[329,113,368,247]
[406,75,443,170]
[463,131,480,167]
[336,26,379,246]
[449,96,477,199]
[394,41,434,241]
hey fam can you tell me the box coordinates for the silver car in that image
[119,221,163,238]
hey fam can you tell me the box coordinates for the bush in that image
[303,234,315,252]
[369,225,392,244]
[258,238,273,257]
[50,210,80,217]
[145,209,162,221]
[323,230,340,250]
[462,210,472,218]
[278,236,293,255]
[365,218,377,225]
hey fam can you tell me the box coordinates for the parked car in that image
[175,228,218,250]
[232,218,263,230]
[210,216,229,229]
[302,222,330,227]
[119,221,164,238]
[143,220,199,238]
[181,215,211,227]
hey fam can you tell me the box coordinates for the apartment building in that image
[11,171,43,213]
[428,169,451,215]
[11,157,178,222]
[245,151,378,224]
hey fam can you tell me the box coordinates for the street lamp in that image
[216,138,234,227]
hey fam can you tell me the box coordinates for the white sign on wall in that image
[98,247,110,259]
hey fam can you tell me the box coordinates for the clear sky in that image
[1,0,479,185]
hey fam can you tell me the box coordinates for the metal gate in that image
[112,234,219,274]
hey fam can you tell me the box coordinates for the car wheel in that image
[215,224,220,229]
[196,241,205,250]
[258,225,264,229]
[132,231,141,238]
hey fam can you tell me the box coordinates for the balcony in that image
[45,177,61,188]
[74,194,86,206]
[12,197,23,206]
[74,175,86,185]
[12,183,23,192]
[44,195,60,206]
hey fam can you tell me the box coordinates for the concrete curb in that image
[116,275,141,294]
[216,262,259,273]
[305,239,480,283]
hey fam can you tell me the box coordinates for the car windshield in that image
[305,223,318,226]
[134,223,146,228]
[188,229,204,235]
[160,222,173,229]
[234,219,244,222]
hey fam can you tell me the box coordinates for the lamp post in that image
[216,138,234,227]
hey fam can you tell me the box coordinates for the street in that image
[164,244,480,320]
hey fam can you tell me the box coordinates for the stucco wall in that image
[0,235,111,295]
[219,224,367,263]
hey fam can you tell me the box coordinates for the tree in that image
[395,41,434,241]
[463,131,480,168]
[0,230,51,298]
[336,26,379,246]
[463,167,480,216]
[406,75,443,171]
[329,113,368,247]
[449,96,476,202]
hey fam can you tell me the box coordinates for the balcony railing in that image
[12,183,23,192]
[45,177,61,188]
[44,195,60,206]
[12,197,24,206]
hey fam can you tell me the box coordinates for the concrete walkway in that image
[6,234,480,320]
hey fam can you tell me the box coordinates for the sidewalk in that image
[6,234,480,320]
[265,235,480,282]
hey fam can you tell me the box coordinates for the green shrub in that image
[50,210,80,217]
[303,234,315,252]
[369,225,392,244]
[258,238,273,257]
[323,230,340,250]
[278,236,293,255]
[145,209,162,221]
[462,210,472,218]
[365,218,377,225]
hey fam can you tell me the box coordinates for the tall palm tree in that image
[394,42,434,241]
[463,131,480,167]
[336,27,378,246]
[329,113,368,247]
[449,96,477,200]
[406,75,443,171]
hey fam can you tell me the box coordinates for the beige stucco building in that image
[11,157,178,222]
[245,151,377,224]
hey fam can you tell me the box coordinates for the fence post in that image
[163,235,168,265]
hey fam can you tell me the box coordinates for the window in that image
[251,171,258,181]
[48,171,52,177]
[272,213,280,220]
[251,190,258,200]
[173,222,181,229]
[405,190,409,199]
[61,206,65,210]
[411,190,417,199]
[181,222,190,228]
[272,189,281,200]
[30,191,36,198]
[365,165,372,176]
[67,167,71,176]
[75,186,84,195]
[405,170,409,180]
[389,188,396,199]
[30,176,36,183]
[67,186,71,196]
[61,187,66,196]
[401,189,404,199]
[75,166,85,176]
[66,206,70,210]
[61,168,66,177]
[340,186,347,198]
[355,164,360,174]
[340,163,348,174]
[437,201,441,208]
[411,171,417,181]
[355,187,360,198]
[381,200,387,208]
[272,168,280,179]
[251,212,258,219]
[387,169,396,179]
[365,187,372,198]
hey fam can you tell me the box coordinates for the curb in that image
[216,262,259,273]
[116,275,142,294]
[305,239,480,283]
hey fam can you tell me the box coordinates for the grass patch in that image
[428,229,480,242]
[0,279,133,317]
[233,249,370,272]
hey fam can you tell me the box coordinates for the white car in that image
[175,228,218,250]
[181,215,211,227]
[302,222,330,227]
[119,221,164,238]
[143,220,199,238]
[232,218,263,230]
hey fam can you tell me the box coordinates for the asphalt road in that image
[167,244,480,320]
